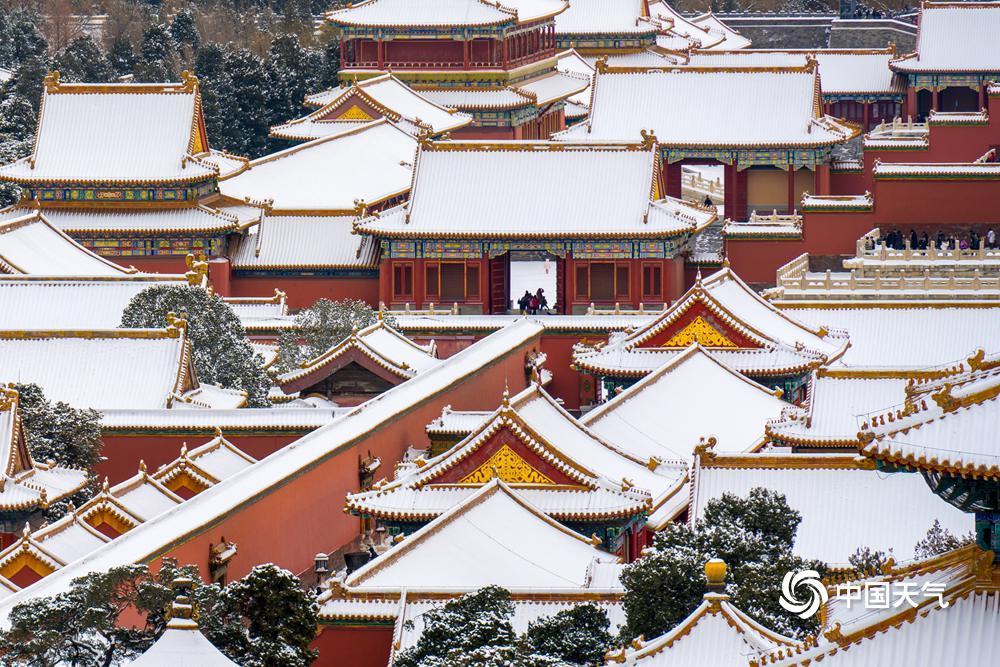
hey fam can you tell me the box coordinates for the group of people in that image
[517,288,549,315]
[871,228,998,252]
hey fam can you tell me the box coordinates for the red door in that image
[489,253,509,314]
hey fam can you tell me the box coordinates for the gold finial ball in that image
[705,558,727,586]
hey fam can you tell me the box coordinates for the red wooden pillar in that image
[666,256,685,302]
[463,40,470,69]
[735,168,748,221]
[862,101,871,131]
[379,259,392,308]
[786,166,796,214]
[502,37,509,68]
[340,38,346,66]
[979,84,986,110]
[208,257,231,297]
[665,161,682,199]
[724,163,744,221]
[413,258,426,309]
[377,40,384,68]
[905,86,916,119]
[816,164,831,195]
[556,255,566,314]
[931,87,939,112]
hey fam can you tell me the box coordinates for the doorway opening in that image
[510,250,559,314]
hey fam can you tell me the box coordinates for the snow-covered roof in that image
[554,0,654,35]
[0,277,187,329]
[689,451,971,567]
[768,545,997,667]
[647,2,747,50]
[357,140,715,239]
[778,304,1000,368]
[0,323,206,411]
[611,592,794,665]
[0,321,544,614]
[345,478,621,591]
[891,1,1000,73]
[689,13,752,50]
[858,361,1000,479]
[415,87,535,110]
[0,435,255,597]
[127,583,238,666]
[219,120,416,214]
[573,267,845,377]
[873,159,1000,179]
[0,211,137,276]
[582,345,788,461]
[276,320,439,393]
[230,215,378,270]
[0,77,219,185]
[517,70,591,104]
[0,387,88,512]
[685,48,903,95]
[283,74,472,139]
[346,384,654,522]
[99,406,344,431]
[0,204,244,235]
[327,0,567,27]
[571,64,857,147]
[766,370,909,448]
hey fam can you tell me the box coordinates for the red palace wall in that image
[142,335,539,591]
[229,275,380,310]
[312,625,393,667]
[107,255,191,274]
[724,238,812,286]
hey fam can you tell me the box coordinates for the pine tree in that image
[0,8,48,69]
[12,383,102,470]
[319,35,340,89]
[170,8,201,67]
[394,586,521,667]
[133,23,178,82]
[525,604,613,666]
[106,32,136,78]
[276,299,396,371]
[194,43,230,147]
[221,564,320,667]
[0,562,318,665]
[53,35,114,83]
[220,46,271,156]
[619,488,827,642]
[120,285,272,406]
[266,34,318,130]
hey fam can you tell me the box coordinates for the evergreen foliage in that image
[619,488,827,642]
[393,586,612,667]
[913,519,974,559]
[11,382,103,520]
[133,23,178,82]
[106,32,136,77]
[120,285,272,406]
[54,35,114,83]
[525,603,614,666]
[276,299,396,372]
[0,561,319,666]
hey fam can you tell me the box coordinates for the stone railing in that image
[585,303,665,316]
[681,169,723,200]
[773,268,1000,295]
[848,241,1000,275]
[865,118,928,141]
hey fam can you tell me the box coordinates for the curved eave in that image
[232,261,379,271]
[355,227,699,240]
[862,440,1000,481]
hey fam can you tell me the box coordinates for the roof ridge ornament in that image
[43,71,60,92]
